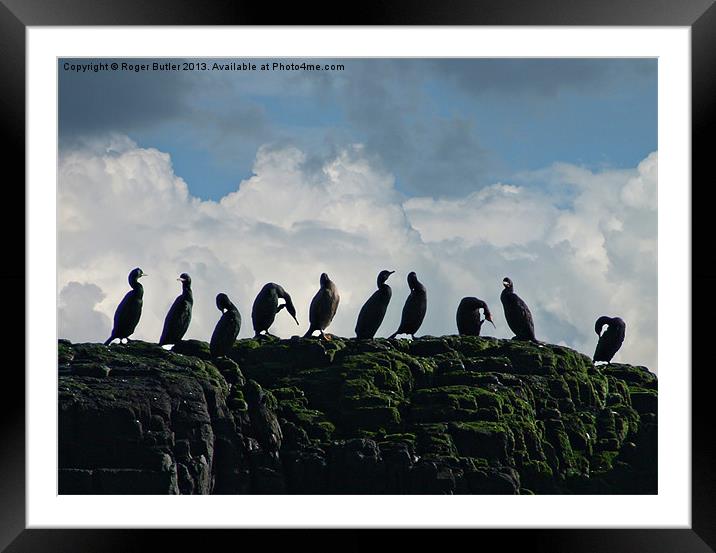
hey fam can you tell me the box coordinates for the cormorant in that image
[355,270,395,339]
[500,277,536,341]
[304,272,340,340]
[104,267,146,345]
[158,273,193,346]
[593,316,626,363]
[389,271,427,339]
[210,293,242,358]
[456,297,495,336]
[251,283,299,338]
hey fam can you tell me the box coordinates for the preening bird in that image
[251,282,299,338]
[355,270,395,339]
[389,271,427,339]
[456,297,495,336]
[500,277,536,341]
[104,267,146,345]
[593,316,626,363]
[304,273,340,340]
[210,293,242,358]
[159,273,193,346]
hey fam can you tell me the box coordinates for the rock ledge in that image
[58,336,657,494]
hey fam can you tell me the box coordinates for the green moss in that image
[57,336,657,493]
[447,421,515,463]
[382,432,417,446]
[603,364,657,390]
[58,340,74,364]
[629,388,658,415]
[415,424,458,457]
[591,450,620,473]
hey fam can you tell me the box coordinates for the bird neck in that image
[182,283,193,301]
[132,281,144,297]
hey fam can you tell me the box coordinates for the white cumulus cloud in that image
[58,138,658,371]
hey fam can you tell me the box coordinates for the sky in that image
[58,58,658,370]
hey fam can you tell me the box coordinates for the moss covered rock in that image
[58,336,657,494]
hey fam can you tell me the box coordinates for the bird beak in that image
[292,314,300,325]
[177,277,186,282]
[389,271,395,274]
[489,320,496,328]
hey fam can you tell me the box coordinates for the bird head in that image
[502,277,513,291]
[483,306,496,328]
[594,316,611,336]
[216,293,230,312]
[407,271,418,288]
[378,270,395,286]
[285,299,299,325]
[177,273,191,285]
[320,273,330,287]
[129,267,146,285]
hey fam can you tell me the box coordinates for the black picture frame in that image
[3,0,713,551]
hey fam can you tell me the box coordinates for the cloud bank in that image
[58,139,657,370]
[60,58,657,199]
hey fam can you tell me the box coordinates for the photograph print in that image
[57,57,658,495]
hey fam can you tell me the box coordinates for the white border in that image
[28,27,690,528]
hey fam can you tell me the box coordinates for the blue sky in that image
[59,58,656,200]
[58,58,658,370]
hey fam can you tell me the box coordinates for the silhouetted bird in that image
[593,316,626,363]
[389,271,427,339]
[500,277,536,341]
[251,283,299,338]
[355,270,395,339]
[159,273,193,346]
[304,273,340,340]
[456,297,495,336]
[104,267,147,345]
[210,293,242,358]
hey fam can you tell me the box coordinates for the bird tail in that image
[388,332,398,339]
[303,327,314,338]
[104,335,114,346]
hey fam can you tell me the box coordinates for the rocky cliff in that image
[58,336,657,494]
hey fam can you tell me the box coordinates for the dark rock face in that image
[58,336,657,494]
